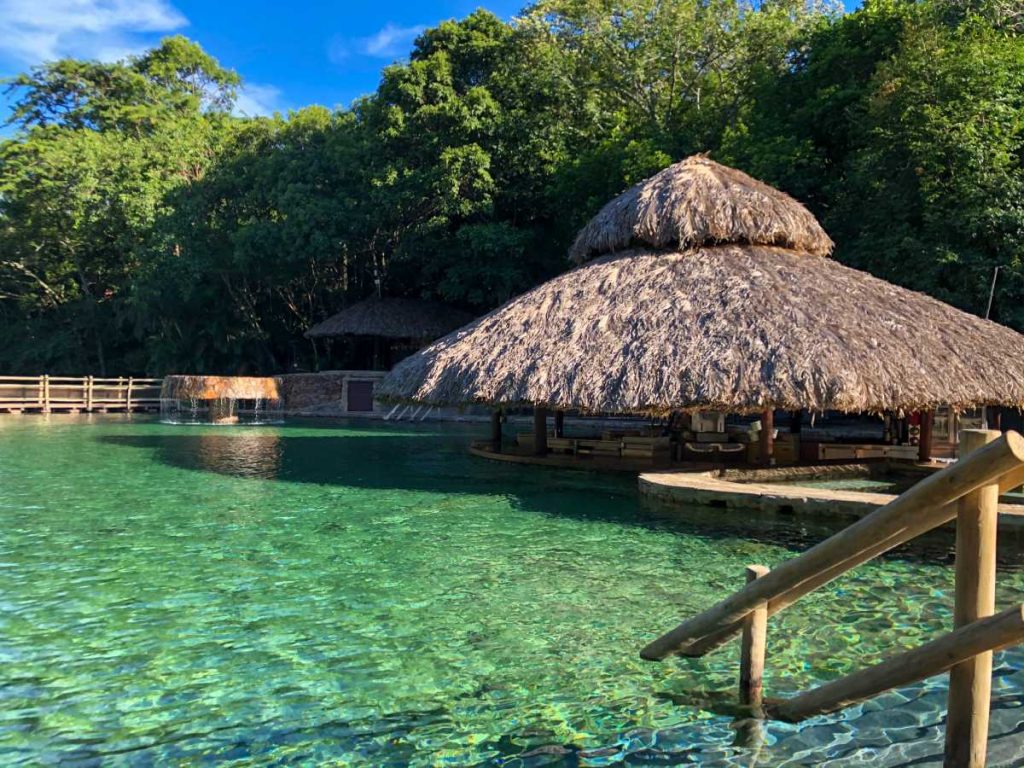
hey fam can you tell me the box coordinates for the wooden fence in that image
[641,428,1024,767]
[0,375,163,414]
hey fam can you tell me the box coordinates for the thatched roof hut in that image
[305,297,475,341]
[378,156,1024,415]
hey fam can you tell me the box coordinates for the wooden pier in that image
[0,375,163,414]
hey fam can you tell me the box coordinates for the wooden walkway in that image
[0,375,163,414]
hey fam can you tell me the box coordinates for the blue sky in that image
[0,0,860,120]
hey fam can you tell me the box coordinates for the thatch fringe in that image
[378,246,1024,415]
[161,375,281,400]
[305,297,475,340]
[569,156,834,263]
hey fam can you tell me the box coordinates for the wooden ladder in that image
[641,429,1024,767]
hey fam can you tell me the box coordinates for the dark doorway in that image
[347,380,375,412]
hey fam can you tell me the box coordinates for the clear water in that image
[2,416,1024,767]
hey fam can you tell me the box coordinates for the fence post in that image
[945,428,1001,768]
[85,375,94,411]
[126,377,134,411]
[42,375,50,414]
[740,565,770,710]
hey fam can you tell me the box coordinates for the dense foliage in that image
[1,0,1022,374]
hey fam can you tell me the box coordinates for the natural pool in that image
[2,417,1024,767]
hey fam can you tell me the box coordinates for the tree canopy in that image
[1,1,1022,375]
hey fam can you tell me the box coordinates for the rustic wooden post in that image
[42,374,50,414]
[85,375,94,411]
[554,410,565,438]
[533,406,548,456]
[919,410,934,462]
[759,409,774,466]
[490,408,502,453]
[126,377,134,410]
[740,565,770,711]
[945,428,1000,768]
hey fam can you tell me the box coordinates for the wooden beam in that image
[490,409,502,453]
[639,431,1024,661]
[740,565,769,711]
[946,429,1000,767]
[760,409,774,466]
[919,410,934,462]
[533,406,549,456]
[768,604,1024,723]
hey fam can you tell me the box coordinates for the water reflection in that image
[194,430,282,479]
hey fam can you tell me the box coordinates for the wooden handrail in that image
[0,374,162,412]
[640,431,1024,660]
[767,604,1024,723]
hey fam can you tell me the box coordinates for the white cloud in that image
[0,0,187,64]
[328,22,426,64]
[233,83,284,118]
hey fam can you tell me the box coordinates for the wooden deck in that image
[468,441,696,473]
[0,375,163,414]
[639,469,1024,528]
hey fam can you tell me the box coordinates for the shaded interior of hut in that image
[499,405,1005,468]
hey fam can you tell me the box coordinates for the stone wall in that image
[278,370,388,415]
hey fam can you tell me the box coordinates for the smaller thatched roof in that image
[569,155,834,263]
[305,297,476,340]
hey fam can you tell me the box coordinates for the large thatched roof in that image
[305,297,475,340]
[379,157,1024,414]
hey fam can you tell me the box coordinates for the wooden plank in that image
[768,605,1024,723]
[639,431,1024,661]
[946,429,1000,767]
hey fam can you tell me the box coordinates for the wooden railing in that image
[641,429,1024,768]
[0,375,163,413]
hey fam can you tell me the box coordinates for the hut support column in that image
[533,406,549,456]
[554,410,565,438]
[919,411,934,463]
[945,429,1000,768]
[759,410,774,467]
[490,409,502,454]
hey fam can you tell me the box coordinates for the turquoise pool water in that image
[2,416,1024,766]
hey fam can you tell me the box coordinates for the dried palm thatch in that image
[305,297,475,340]
[569,156,834,263]
[161,375,281,401]
[379,246,1024,414]
[379,156,1024,415]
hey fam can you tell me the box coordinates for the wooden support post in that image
[490,409,502,453]
[919,410,934,463]
[126,377,134,410]
[85,375,94,411]
[533,406,548,456]
[554,410,565,438]
[990,406,1002,432]
[945,429,1000,768]
[740,565,770,711]
[42,375,50,414]
[769,604,1024,723]
[760,409,774,467]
